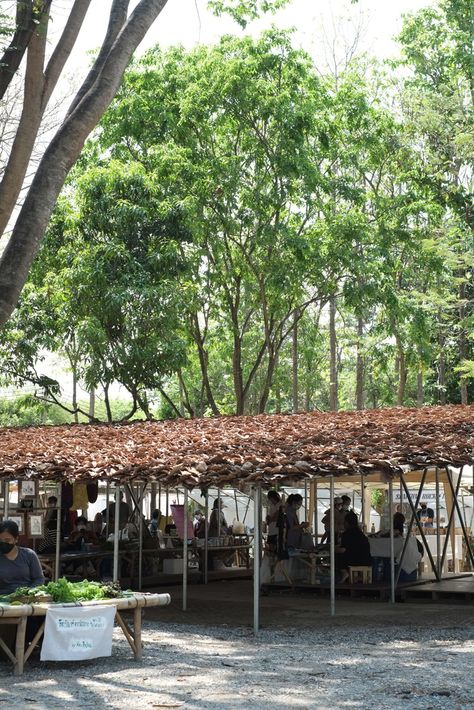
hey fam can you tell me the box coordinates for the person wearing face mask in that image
[285,494,309,549]
[0,520,44,595]
[320,497,345,544]
[67,516,98,550]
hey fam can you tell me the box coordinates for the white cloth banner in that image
[40,605,116,661]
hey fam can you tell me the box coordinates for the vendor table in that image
[369,536,421,574]
[40,540,254,586]
[0,592,170,675]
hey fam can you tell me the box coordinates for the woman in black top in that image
[336,511,372,577]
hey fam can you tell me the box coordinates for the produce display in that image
[0,577,133,604]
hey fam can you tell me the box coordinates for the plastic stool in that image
[349,565,372,584]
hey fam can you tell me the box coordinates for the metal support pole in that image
[445,467,474,569]
[435,468,441,577]
[330,475,335,616]
[138,483,144,591]
[3,480,9,517]
[183,487,188,611]
[253,484,262,635]
[313,479,318,541]
[304,479,308,524]
[54,483,62,582]
[204,489,209,584]
[217,489,221,537]
[388,479,395,604]
[113,484,121,582]
[105,482,110,536]
[360,474,365,532]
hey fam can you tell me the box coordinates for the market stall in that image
[1,404,473,635]
[0,591,170,674]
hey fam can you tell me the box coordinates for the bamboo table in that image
[0,592,170,675]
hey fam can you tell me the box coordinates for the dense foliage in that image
[0,0,472,421]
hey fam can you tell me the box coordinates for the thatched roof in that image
[0,405,472,488]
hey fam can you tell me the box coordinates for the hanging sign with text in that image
[41,605,116,661]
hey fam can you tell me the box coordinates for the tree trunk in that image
[438,326,446,405]
[0,1,49,101]
[396,345,406,406]
[190,313,220,416]
[416,370,423,407]
[88,390,95,419]
[258,346,278,414]
[72,367,78,424]
[0,0,169,328]
[329,294,338,411]
[459,280,468,404]
[355,315,364,410]
[232,328,245,415]
[104,384,112,423]
[292,308,299,413]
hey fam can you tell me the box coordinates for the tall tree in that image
[99,32,337,415]
[0,0,289,329]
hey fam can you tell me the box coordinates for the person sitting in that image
[285,494,309,549]
[36,494,60,554]
[149,509,162,538]
[0,519,45,594]
[67,516,98,549]
[336,511,372,583]
[106,492,130,535]
[193,510,206,539]
[208,499,229,538]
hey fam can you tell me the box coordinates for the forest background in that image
[0,0,472,425]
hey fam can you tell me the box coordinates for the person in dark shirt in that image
[393,505,405,536]
[416,502,434,527]
[336,511,372,582]
[0,519,44,595]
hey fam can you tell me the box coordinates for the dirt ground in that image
[144,577,474,629]
[1,578,473,709]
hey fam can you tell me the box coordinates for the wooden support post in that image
[14,617,27,675]
[133,606,142,660]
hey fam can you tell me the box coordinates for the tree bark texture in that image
[329,294,338,412]
[459,280,468,404]
[0,0,169,328]
[355,315,364,410]
[292,308,299,413]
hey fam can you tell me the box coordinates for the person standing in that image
[266,490,282,550]
[285,494,308,549]
[416,502,434,528]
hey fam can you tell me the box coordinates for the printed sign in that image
[41,605,116,661]
[393,490,446,506]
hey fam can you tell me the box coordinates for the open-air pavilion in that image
[1,404,474,633]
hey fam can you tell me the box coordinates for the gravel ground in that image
[1,581,474,709]
[1,616,473,709]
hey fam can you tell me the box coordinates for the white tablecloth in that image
[369,536,421,574]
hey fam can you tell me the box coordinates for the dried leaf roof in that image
[0,405,472,488]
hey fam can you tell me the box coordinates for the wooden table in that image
[0,592,170,675]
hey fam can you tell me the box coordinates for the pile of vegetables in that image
[0,578,133,604]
